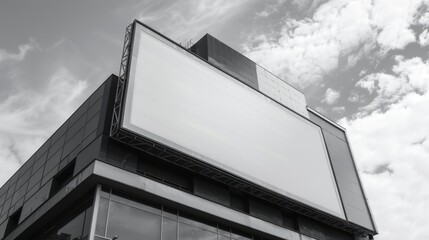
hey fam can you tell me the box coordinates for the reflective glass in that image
[111,193,161,215]
[218,226,231,237]
[95,197,109,236]
[162,217,177,240]
[178,216,217,232]
[162,208,178,220]
[82,207,93,239]
[178,223,217,240]
[231,230,252,240]
[48,211,85,240]
[106,201,161,240]
[300,235,317,240]
[219,235,231,240]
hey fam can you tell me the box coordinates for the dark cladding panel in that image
[309,110,375,231]
[0,75,117,236]
[322,130,374,230]
[308,111,346,141]
[191,34,259,90]
[0,218,6,239]
[248,198,283,226]
[19,181,52,222]
[298,217,353,240]
[190,35,208,61]
[193,177,230,206]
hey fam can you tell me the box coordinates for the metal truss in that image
[110,22,374,238]
[112,128,372,237]
[110,23,133,137]
[184,39,194,49]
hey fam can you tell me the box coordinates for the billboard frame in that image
[110,20,375,236]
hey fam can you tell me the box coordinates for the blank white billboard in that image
[122,23,345,219]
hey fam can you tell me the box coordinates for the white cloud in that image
[254,0,284,18]
[0,68,88,185]
[417,11,429,25]
[0,39,38,64]
[243,0,428,88]
[348,91,362,102]
[255,10,270,18]
[243,0,375,88]
[356,56,429,114]
[340,94,429,239]
[371,0,422,50]
[332,105,345,114]
[323,88,341,104]
[137,0,249,44]
[340,56,429,240]
[419,29,429,46]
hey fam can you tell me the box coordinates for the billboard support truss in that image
[110,23,133,138]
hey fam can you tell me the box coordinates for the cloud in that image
[340,94,429,239]
[371,0,422,50]
[243,0,375,88]
[356,56,429,114]
[137,0,250,44]
[322,88,341,104]
[0,68,88,185]
[419,29,429,46]
[348,90,365,103]
[332,106,345,114]
[243,0,429,88]
[0,39,39,64]
[254,0,285,18]
[340,55,429,239]
[417,10,429,25]
[255,10,270,18]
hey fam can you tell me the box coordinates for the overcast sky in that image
[1,0,429,239]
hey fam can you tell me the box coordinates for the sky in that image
[1,0,428,239]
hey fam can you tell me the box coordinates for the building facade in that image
[0,21,377,240]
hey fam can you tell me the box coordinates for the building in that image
[0,20,377,240]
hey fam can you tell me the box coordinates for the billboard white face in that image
[122,23,345,219]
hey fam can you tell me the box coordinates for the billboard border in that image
[110,20,376,237]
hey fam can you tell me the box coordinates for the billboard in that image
[120,22,345,219]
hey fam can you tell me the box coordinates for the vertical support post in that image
[89,185,102,240]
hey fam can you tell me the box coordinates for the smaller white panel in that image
[255,65,308,118]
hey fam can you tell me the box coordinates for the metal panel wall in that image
[308,110,375,231]
[256,65,308,118]
[191,34,259,90]
[190,34,308,118]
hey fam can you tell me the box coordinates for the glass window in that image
[97,188,273,240]
[106,201,161,240]
[111,193,161,215]
[47,212,85,240]
[162,208,178,220]
[218,226,231,237]
[95,197,109,236]
[219,235,231,240]
[94,236,108,240]
[162,217,177,240]
[231,230,252,240]
[178,216,217,232]
[300,235,317,240]
[82,206,93,239]
[179,223,217,240]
